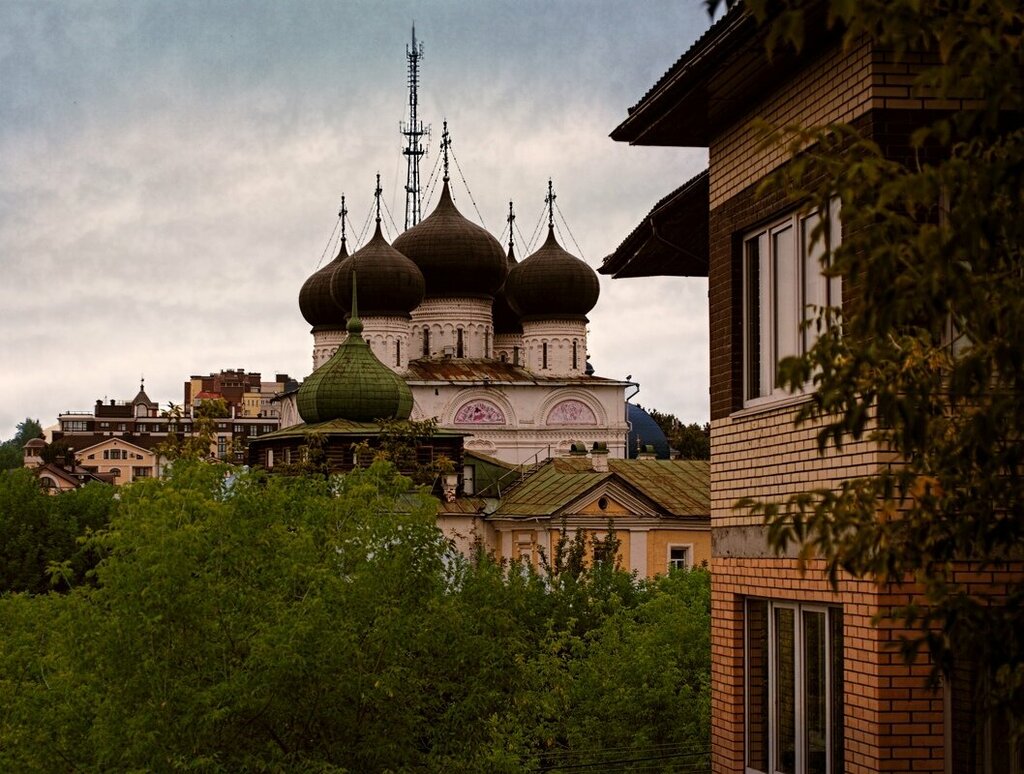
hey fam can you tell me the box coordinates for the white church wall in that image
[411,297,493,359]
[521,319,587,377]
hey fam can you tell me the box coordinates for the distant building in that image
[439,450,710,577]
[184,370,295,419]
[51,377,288,474]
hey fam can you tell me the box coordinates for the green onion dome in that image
[491,243,522,334]
[298,240,350,330]
[296,282,413,424]
[392,180,508,299]
[505,227,600,321]
[332,222,425,318]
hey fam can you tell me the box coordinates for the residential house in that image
[604,4,1017,772]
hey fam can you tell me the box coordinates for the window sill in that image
[732,390,813,420]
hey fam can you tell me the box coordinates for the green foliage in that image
[724,0,1024,728]
[640,406,711,460]
[159,398,230,462]
[0,418,43,471]
[0,468,116,593]
[0,463,711,771]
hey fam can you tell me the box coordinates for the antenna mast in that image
[401,25,428,231]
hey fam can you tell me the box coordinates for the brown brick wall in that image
[711,559,947,773]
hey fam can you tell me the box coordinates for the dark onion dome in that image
[627,404,671,459]
[332,222,425,318]
[299,240,349,330]
[491,243,522,334]
[505,227,600,321]
[392,180,508,299]
[297,283,413,424]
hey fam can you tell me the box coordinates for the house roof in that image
[405,359,622,384]
[491,456,709,519]
[610,2,837,148]
[63,434,164,453]
[258,417,467,442]
[600,170,709,279]
[34,463,113,488]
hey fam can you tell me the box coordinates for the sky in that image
[0,0,713,441]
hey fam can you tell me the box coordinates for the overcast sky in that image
[0,0,713,440]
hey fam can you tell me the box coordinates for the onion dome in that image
[332,221,425,318]
[297,275,413,424]
[392,180,508,299]
[299,237,350,331]
[505,226,600,321]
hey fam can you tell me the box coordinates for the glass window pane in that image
[804,610,827,774]
[745,237,763,399]
[830,609,844,774]
[773,226,798,381]
[802,214,826,353]
[746,600,769,773]
[775,606,796,774]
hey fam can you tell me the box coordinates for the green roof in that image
[259,418,466,442]
[492,457,709,518]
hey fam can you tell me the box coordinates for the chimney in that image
[569,442,588,457]
[637,444,657,461]
[590,442,609,472]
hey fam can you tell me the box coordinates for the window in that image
[395,340,401,366]
[132,466,152,479]
[513,346,520,366]
[744,202,841,403]
[64,421,87,432]
[423,327,430,358]
[949,647,1024,773]
[109,468,121,478]
[572,340,578,370]
[667,544,692,571]
[485,330,491,358]
[217,437,227,459]
[103,450,110,460]
[456,328,464,358]
[542,342,548,370]
[745,599,843,774]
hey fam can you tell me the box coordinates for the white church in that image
[285,158,630,466]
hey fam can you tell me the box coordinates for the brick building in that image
[604,4,1019,773]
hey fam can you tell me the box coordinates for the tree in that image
[0,468,116,593]
[0,418,43,471]
[713,0,1024,729]
[644,406,711,460]
[0,462,712,770]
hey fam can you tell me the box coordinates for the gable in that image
[562,479,660,519]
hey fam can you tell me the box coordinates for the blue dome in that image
[626,404,671,459]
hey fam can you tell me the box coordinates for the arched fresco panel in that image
[454,400,506,425]
[546,399,598,426]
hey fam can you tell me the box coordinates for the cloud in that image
[0,0,714,439]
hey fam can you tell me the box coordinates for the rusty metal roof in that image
[405,358,621,384]
[609,459,709,515]
[259,418,467,441]
[492,457,708,519]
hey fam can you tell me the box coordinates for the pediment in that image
[562,479,660,519]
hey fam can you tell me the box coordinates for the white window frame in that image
[743,201,842,406]
[667,543,693,571]
[744,598,843,774]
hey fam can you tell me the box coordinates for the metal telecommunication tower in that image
[401,26,428,231]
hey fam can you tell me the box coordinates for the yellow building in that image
[439,449,709,578]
